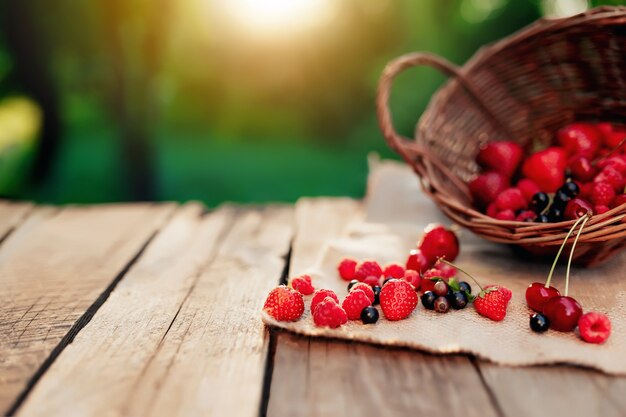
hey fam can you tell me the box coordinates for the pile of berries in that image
[525,214,612,344]
[469,122,626,222]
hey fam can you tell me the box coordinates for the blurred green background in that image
[0,0,623,205]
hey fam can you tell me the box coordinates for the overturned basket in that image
[377,6,626,266]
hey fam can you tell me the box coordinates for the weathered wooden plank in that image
[17,205,294,417]
[267,198,500,417]
[0,202,176,415]
[478,364,626,417]
[0,201,33,242]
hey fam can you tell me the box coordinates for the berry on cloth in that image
[360,306,380,324]
[311,289,339,314]
[263,286,305,322]
[474,286,510,321]
[403,270,421,289]
[354,260,383,281]
[337,258,357,281]
[406,248,431,272]
[313,297,348,328]
[290,275,314,295]
[342,289,372,320]
[379,279,418,321]
[529,313,550,333]
[578,312,611,344]
[383,263,405,279]
[350,282,375,304]
[542,296,582,332]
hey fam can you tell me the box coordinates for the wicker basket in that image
[376,6,626,266]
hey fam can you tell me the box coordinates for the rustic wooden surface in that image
[0,199,624,417]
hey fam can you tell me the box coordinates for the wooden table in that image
[1,199,625,417]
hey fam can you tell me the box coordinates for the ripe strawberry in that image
[354,260,383,281]
[351,282,375,303]
[476,141,524,178]
[494,188,527,211]
[469,172,510,208]
[342,289,372,320]
[311,289,339,314]
[290,275,314,295]
[517,179,541,202]
[313,297,348,328]
[379,279,418,321]
[383,263,405,279]
[568,155,596,182]
[403,270,421,289]
[337,258,357,281]
[594,166,624,192]
[495,209,515,221]
[522,147,567,193]
[405,249,431,272]
[485,284,512,302]
[418,224,459,264]
[362,275,382,287]
[590,182,616,206]
[578,312,611,344]
[473,286,511,321]
[557,123,601,158]
[612,193,626,208]
[263,286,305,322]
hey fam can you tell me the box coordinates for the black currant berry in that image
[552,189,571,209]
[434,296,450,313]
[421,291,436,310]
[530,192,549,214]
[433,280,449,297]
[347,279,359,292]
[530,313,550,333]
[559,181,579,198]
[458,281,471,294]
[450,291,468,309]
[547,207,563,222]
[361,306,379,324]
[536,214,550,223]
[372,286,381,305]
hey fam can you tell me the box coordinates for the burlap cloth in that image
[263,158,626,375]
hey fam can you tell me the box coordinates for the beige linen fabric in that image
[263,158,626,375]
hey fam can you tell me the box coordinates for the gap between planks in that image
[16,204,294,417]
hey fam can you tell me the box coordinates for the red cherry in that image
[525,282,561,312]
[564,198,594,220]
[568,155,597,182]
[405,249,431,272]
[418,224,459,264]
[542,296,583,332]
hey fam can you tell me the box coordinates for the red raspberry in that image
[362,275,382,287]
[379,279,418,321]
[522,147,567,193]
[515,210,537,222]
[342,289,372,320]
[290,275,314,295]
[473,285,510,321]
[310,289,339,314]
[405,249,431,272]
[598,156,626,175]
[578,312,611,344]
[590,182,616,206]
[354,260,383,281]
[476,141,523,178]
[594,166,624,192]
[350,282,375,303]
[486,202,499,218]
[494,188,527,211]
[468,171,510,208]
[337,258,357,281]
[495,209,515,221]
[612,193,626,208]
[594,205,609,214]
[263,286,305,322]
[516,179,541,202]
[418,224,459,264]
[313,297,348,328]
[557,123,601,158]
[403,270,421,289]
[383,263,405,279]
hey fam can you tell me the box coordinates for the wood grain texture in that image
[267,198,500,417]
[478,364,626,417]
[0,201,33,242]
[0,203,176,414]
[17,205,294,417]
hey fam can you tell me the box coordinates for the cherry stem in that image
[545,214,588,288]
[439,259,484,292]
[564,214,590,296]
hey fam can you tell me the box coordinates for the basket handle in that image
[376,52,514,167]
